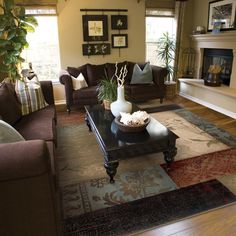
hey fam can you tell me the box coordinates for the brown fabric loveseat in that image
[0,81,60,236]
[59,61,168,112]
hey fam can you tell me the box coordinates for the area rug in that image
[57,109,233,186]
[162,148,236,188]
[63,180,236,236]
[61,166,178,218]
[142,104,182,113]
[58,108,236,234]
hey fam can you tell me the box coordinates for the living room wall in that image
[57,0,145,69]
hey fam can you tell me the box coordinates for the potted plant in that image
[0,0,38,81]
[97,72,117,110]
[156,32,176,83]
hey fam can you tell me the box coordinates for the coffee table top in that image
[85,104,178,152]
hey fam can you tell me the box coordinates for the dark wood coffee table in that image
[84,104,179,183]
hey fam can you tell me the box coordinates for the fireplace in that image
[178,32,236,119]
[190,32,236,89]
[202,48,233,86]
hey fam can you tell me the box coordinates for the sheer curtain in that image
[174,0,187,81]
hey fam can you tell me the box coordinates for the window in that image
[22,15,61,81]
[145,9,176,66]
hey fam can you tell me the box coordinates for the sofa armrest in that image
[0,140,60,236]
[152,66,168,86]
[59,70,74,111]
[0,140,50,181]
[40,80,55,105]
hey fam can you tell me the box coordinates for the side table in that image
[165,81,177,99]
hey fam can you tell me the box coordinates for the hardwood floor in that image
[137,95,236,236]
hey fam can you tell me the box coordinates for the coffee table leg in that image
[163,146,177,170]
[104,161,119,184]
[85,114,92,132]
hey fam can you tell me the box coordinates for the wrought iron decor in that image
[112,34,128,48]
[82,15,108,41]
[82,43,111,55]
[111,15,128,30]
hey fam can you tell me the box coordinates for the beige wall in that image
[57,0,145,69]
[192,0,211,30]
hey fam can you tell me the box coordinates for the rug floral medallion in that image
[57,107,236,235]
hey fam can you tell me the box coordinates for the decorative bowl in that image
[115,117,150,133]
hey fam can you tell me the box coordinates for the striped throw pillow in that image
[15,77,48,115]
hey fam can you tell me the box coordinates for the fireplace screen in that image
[202,48,233,86]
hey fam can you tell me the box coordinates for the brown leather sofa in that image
[59,61,168,112]
[0,81,61,236]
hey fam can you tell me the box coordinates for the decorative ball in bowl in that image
[115,116,150,133]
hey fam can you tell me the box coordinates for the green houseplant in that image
[156,32,176,83]
[0,0,38,81]
[98,73,117,110]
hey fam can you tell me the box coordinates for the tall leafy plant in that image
[156,32,176,82]
[0,0,38,80]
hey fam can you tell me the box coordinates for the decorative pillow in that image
[0,120,25,143]
[71,73,88,90]
[67,64,88,83]
[130,63,153,84]
[86,64,106,86]
[15,76,48,116]
[0,82,22,125]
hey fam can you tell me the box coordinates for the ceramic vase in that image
[110,86,132,117]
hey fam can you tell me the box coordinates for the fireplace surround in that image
[178,32,236,119]
[192,32,236,89]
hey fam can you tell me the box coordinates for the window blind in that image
[15,0,57,15]
[145,0,175,17]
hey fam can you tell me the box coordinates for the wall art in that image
[82,15,108,41]
[82,43,111,55]
[111,34,128,48]
[208,0,236,31]
[111,15,128,30]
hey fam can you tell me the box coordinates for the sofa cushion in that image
[14,105,55,142]
[106,61,128,80]
[86,64,106,86]
[67,64,88,84]
[0,83,22,125]
[71,73,88,90]
[0,120,25,143]
[130,63,153,84]
[15,78,48,116]
[126,61,135,84]
[75,86,99,100]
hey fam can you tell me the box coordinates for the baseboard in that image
[55,100,66,105]
[179,92,236,119]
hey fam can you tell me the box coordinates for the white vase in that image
[110,86,132,117]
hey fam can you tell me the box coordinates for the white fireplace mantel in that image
[191,32,236,89]
[178,32,236,119]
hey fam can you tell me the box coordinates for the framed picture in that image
[82,43,111,56]
[82,15,108,41]
[111,15,128,30]
[208,0,236,31]
[111,34,128,48]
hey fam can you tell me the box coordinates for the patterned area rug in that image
[58,107,236,235]
[162,148,236,187]
[57,109,233,186]
[62,166,177,218]
[64,180,236,236]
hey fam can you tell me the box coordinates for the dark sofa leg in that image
[67,106,71,114]
[160,98,163,104]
